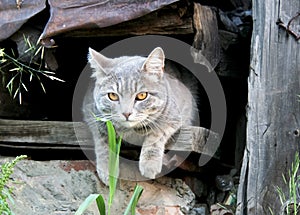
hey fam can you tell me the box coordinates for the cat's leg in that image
[139,126,178,179]
[139,136,165,179]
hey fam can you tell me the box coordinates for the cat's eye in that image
[108,93,119,101]
[136,92,148,101]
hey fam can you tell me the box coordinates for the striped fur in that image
[83,47,198,185]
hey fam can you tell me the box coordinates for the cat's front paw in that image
[139,158,162,179]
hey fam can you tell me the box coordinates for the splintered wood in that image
[192,3,221,71]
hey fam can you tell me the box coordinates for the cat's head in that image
[88,47,167,129]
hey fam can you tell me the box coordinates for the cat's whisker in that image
[141,120,149,135]
[144,117,164,134]
[152,116,179,142]
[145,117,177,142]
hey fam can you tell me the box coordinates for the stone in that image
[189,204,209,215]
[0,157,195,215]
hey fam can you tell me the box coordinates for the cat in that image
[82,47,198,185]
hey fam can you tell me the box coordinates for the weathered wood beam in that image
[0,119,219,157]
[52,2,193,38]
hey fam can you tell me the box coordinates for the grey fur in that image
[83,47,198,185]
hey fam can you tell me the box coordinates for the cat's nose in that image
[122,112,132,121]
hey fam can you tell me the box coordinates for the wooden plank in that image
[0,0,46,41]
[40,1,193,41]
[0,119,220,157]
[191,3,221,71]
[62,3,193,37]
[236,0,300,214]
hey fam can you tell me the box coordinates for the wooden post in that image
[237,0,300,214]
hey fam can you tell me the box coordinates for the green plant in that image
[0,35,64,104]
[276,152,300,215]
[75,120,143,215]
[0,155,27,215]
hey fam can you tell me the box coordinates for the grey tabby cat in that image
[83,47,198,185]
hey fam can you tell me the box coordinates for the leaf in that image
[106,120,118,211]
[46,75,65,82]
[21,83,28,92]
[95,195,106,215]
[34,46,42,57]
[23,34,33,51]
[123,185,144,215]
[9,68,20,72]
[41,70,55,74]
[18,91,22,104]
[0,48,4,57]
[39,80,46,94]
[75,194,106,215]
[5,190,14,205]
[13,88,19,99]
[41,46,45,60]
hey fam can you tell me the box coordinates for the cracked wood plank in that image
[0,119,220,157]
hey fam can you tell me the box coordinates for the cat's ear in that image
[142,47,165,77]
[88,48,111,77]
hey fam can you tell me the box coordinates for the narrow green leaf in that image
[4,190,14,205]
[106,120,117,153]
[41,46,45,60]
[95,195,106,215]
[130,186,144,215]
[39,80,46,94]
[26,36,33,49]
[18,91,22,104]
[282,173,287,185]
[75,194,104,215]
[9,68,20,72]
[0,48,4,57]
[13,88,19,99]
[106,120,118,213]
[46,75,65,82]
[11,49,16,57]
[41,70,55,74]
[21,83,28,92]
[123,185,144,215]
[34,46,42,57]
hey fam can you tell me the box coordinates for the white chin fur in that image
[120,121,138,128]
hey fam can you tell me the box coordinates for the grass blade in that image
[75,194,105,215]
[95,194,106,215]
[39,80,46,93]
[34,46,42,57]
[123,185,144,215]
[106,120,118,214]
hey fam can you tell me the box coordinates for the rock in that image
[184,177,207,198]
[210,204,234,215]
[131,178,195,215]
[1,157,195,215]
[189,204,209,215]
[3,159,103,215]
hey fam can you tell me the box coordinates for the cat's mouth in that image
[119,120,151,134]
